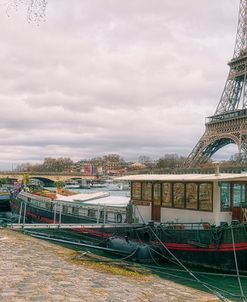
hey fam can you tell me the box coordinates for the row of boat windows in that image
[26,198,120,222]
[131,182,213,211]
[63,206,110,220]
[62,205,108,220]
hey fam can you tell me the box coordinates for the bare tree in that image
[156,154,186,169]
[6,0,47,23]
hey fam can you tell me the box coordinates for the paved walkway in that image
[0,229,220,302]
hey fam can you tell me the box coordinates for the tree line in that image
[13,152,247,173]
[14,154,187,173]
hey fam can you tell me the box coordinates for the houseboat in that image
[115,173,247,273]
[10,190,129,225]
[10,173,247,273]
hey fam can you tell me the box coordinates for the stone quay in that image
[0,229,220,302]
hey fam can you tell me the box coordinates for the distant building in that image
[128,162,147,170]
[73,158,127,176]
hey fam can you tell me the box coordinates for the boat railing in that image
[18,192,127,224]
[55,203,126,224]
[18,191,52,203]
[161,222,211,230]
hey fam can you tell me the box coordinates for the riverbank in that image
[0,229,220,302]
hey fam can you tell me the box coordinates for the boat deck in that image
[5,223,141,230]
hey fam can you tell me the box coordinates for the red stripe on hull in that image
[27,212,112,238]
[165,242,247,252]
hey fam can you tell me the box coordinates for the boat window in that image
[173,183,185,208]
[220,183,231,211]
[233,184,246,207]
[186,183,198,210]
[132,182,141,200]
[199,183,213,211]
[100,210,108,221]
[141,182,152,201]
[88,209,96,218]
[153,183,161,205]
[46,203,52,210]
[162,183,172,207]
[63,205,68,214]
[72,207,79,215]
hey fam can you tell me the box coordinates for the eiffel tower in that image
[185,0,247,167]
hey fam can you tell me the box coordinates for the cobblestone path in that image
[0,229,220,302]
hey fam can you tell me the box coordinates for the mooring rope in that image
[134,205,228,301]
[140,262,240,299]
[147,225,228,301]
[144,259,247,278]
[230,225,247,302]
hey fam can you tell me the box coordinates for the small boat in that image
[80,180,91,189]
[106,180,130,191]
[64,180,80,189]
[90,181,106,189]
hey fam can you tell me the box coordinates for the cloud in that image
[0,0,240,168]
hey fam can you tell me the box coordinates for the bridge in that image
[0,172,96,186]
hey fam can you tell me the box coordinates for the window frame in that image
[220,182,231,212]
[198,182,213,212]
[161,182,172,208]
[185,183,198,210]
[131,181,142,200]
[173,182,186,209]
[153,182,162,206]
[232,182,247,208]
[141,181,152,201]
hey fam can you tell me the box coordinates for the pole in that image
[231,226,246,301]
[22,202,27,227]
[59,205,62,226]
[96,204,100,224]
[18,201,23,224]
[53,203,57,224]
[103,206,106,225]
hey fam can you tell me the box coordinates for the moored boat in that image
[10,190,129,225]
[115,172,247,273]
[64,180,80,189]
[106,180,130,191]
[90,181,106,189]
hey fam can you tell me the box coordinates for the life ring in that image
[116,213,122,223]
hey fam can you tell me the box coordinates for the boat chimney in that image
[214,162,220,176]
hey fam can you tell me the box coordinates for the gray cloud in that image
[0,0,240,169]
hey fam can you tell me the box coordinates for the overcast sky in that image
[0,0,241,169]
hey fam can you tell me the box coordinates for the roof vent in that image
[214,162,220,176]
